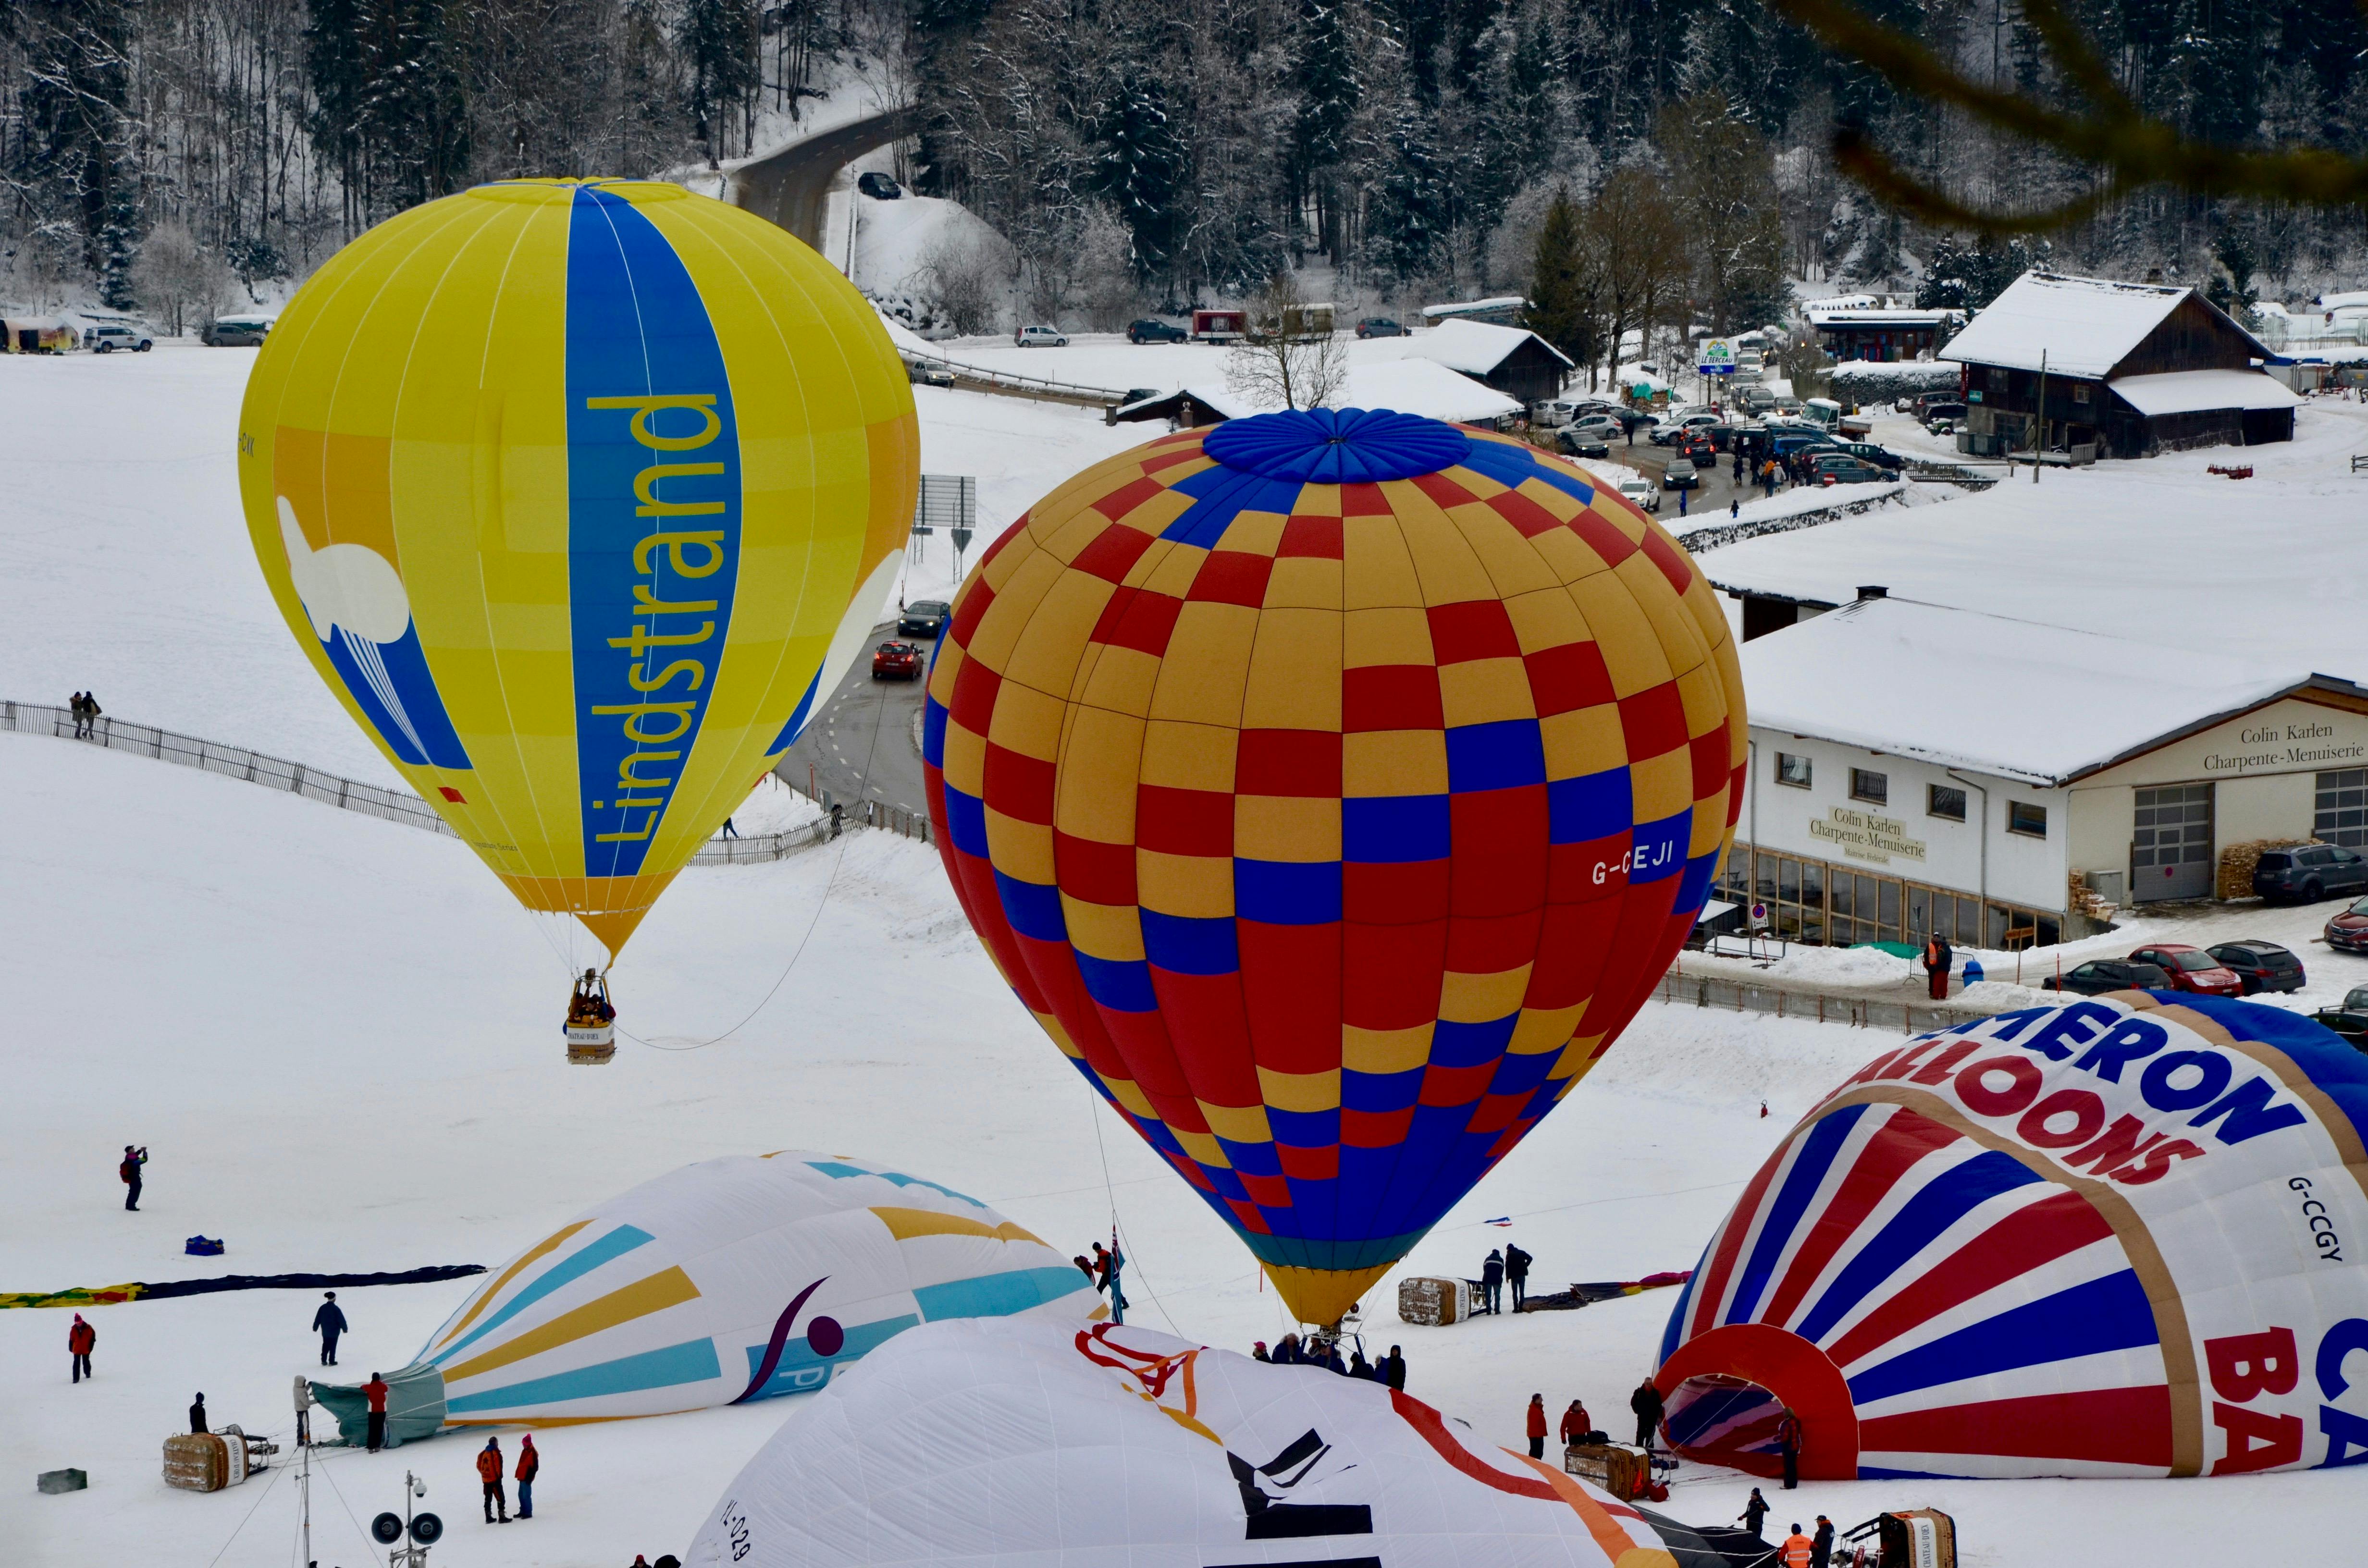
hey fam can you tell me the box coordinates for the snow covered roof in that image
[1401,318,1573,376]
[1742,596,2314,784]
[1810,308,1959,328]
[1421,296,1526,320]
[1939,271,2270,379]
[1115,360,1519,427]
[2108,368,2300,417]
[2318,291,2368,313]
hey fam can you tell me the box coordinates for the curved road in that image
[776,620,932,819]
[725,106,923,251]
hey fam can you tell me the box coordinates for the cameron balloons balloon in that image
[922,408,1746,1324]
[1656,993,2368,1480]
[239,178,918,958]
[688,1316,1688,1568]
[307,1153,1095,1445]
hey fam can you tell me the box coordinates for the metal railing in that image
[1648,969,1990,1034]
[772,763,934,846]
[901,349,1129,407]
[3,699,831,865]
[1678,482,1922,555]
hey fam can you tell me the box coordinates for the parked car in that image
[203,315,272,347]
[2127,943,2245,997]
[871,640,925,680]
[1569,414,1624,438]
[1662,458,1700,490]
[1356,317,1406,338]
[2329,895,2368,955]
[2311,986,2368,1049]
[1817,459,1890,485]
[1014,324,1068,347]
[1529,400,1582,428]
[2206,940,2307,994]
[87,323,153,352]
[1557,429,1612,459]
[1921,401,1968,428]
[2041,958,2173,996]
[1118,387,1162,409]
[1616,476,1661,514]
[1834,441,1903,471]
[856,172,904,199]
[1127,318,1188,344]
[898,600,953,638]
[2254,843,2368,903]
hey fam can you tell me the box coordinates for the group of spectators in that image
[1252,1335,1406,1390]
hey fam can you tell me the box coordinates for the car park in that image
[2312,986,2368,1049]
[856,172,904,199]
[202,315,271,346]
[1356,318,1405,338]
[2041,958,2172,996]
[1014,324,1068,347]
[2253,844,2368,903]
[1557,428,1612,459]
[871,640,924,681]
[1661,458,1699,490]
[898,600,953,637]
[2206,940,2306,994]
[1616,476,1661,514]
[2329,895,2368,954]
[2127,943,2244,996]
[1127,318,1187,344]
[87,323,154,352]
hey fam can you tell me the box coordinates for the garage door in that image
[2133,784,2214,902]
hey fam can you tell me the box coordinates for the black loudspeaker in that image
[409,1512,444,1544]
[370,1512,404,1544]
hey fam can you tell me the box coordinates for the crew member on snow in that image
[313,1291,347,1366]
[190,1392,209,1433]
[1738,1487,1770,1541]
[1504,1242,1533,1311]
[1381,1345,1406,1390]
[121,1144,147,1211]
[515,1433,539,1519]
[478,1435,511,1522]
[1480,1249,1505,1314]
[1781,1523,1815,1568]
[1776,1405,1803,1489]
[68,1314,95,1383]
[1812,1515,1836,1568]
[362,1371,390,1452]
[1559,1397,1591,1447]
[1922,931,1954,1001]
[1526,1394,1550,1458]
[1630,1379,1665,1449]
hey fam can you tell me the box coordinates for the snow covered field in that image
[8,340,2368,1568]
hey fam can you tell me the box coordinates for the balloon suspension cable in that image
[616,640,900,1052]
[1085,1076,1182,1337]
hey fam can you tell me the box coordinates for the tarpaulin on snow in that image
[0,1266,486,1311]
[1521,1270,1694,1312]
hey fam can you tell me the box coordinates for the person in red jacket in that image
[1558,1398,1591,1447]
[515,1434,539,1520]
[362,1372,390,1453]
[1525,1394,1549,1459]
[68,1314,96,1383]
[477,1435,510,1523]
[1776,1405,1803,1489]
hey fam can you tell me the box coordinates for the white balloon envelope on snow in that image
[311,1152,1098,1444]
[687,1315,1694,1568]
[1655,992,2368,1480]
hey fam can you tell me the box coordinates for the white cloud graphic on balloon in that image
[278,495,413,642]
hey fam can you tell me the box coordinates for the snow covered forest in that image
[6,0,2368,318]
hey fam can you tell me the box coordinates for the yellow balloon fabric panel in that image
[239,179,917,955]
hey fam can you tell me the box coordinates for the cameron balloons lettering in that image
[1657,993,2368,1479]
[924,409,1747,1324]
[239,178,917,964]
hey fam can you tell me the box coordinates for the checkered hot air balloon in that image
[922,408,1748,1325]
[1656,993,2368,1481]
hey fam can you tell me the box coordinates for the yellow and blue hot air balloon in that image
[308,1152,1100,1445]
[238,178,918,1029]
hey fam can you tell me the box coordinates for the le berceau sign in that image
[1810,806,1928,865]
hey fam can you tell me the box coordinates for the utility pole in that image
[2034,348,2047,484]
[294,1376,314,1568]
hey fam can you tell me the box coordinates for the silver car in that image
[203,315,273,347]
[1013,325,1068,347]
[87,323,154,352]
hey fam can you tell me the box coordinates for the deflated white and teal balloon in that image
[311,1153,1098,1444]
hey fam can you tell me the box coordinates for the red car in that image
[2127,943,2244,997]
[871,640,924,681]
[2328,896,2368,955]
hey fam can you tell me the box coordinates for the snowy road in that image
[774,619,931,818]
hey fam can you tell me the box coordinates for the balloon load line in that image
[0,1265,488,1311]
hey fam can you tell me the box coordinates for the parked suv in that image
[1921,401,1968,428]
[203,315,272,347]
[2254,844,2368,903]
[1014,325,1068,347]
[1127,318,1188,344]
[1557,427,1612,459]
[1833,441,1903,471]
[87,323,154,352]
[2127,943,2244,997]
[2041,958,2172,996]
[2206,940,2306,994]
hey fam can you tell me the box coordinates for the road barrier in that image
[3,700,828,864]
[772,763,933,846]
[1648,968,1990,1033]
[900,348,1129,408]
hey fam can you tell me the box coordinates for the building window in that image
[2318,769,2368,849]
[2009,800,2047,837]
[2072,381,2091,404]
[1850,768,1887,805]
[1775,752,1813,789]
[1928,784,1967,821]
